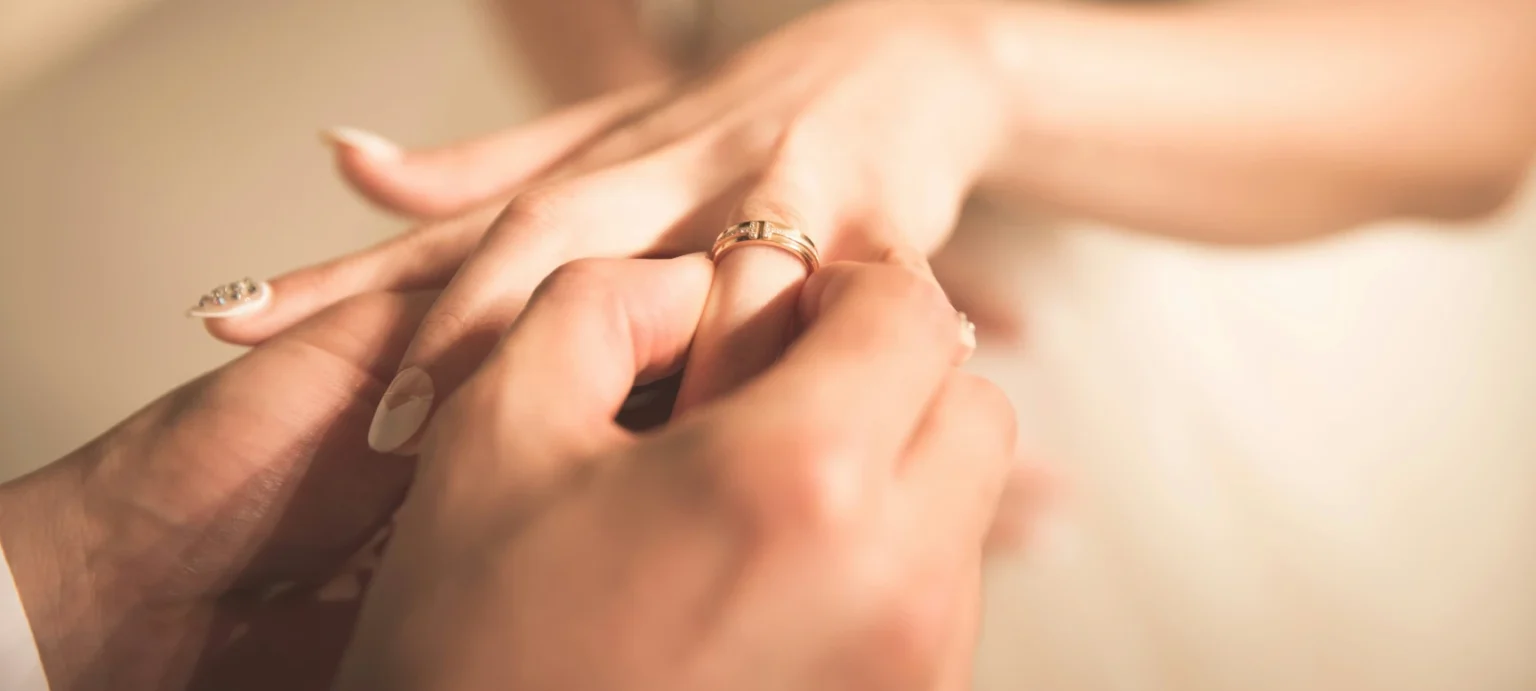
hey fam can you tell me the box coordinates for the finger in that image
[673,147,952,415]
[672,170,830,414]
[324,84,665,219]
[932,568,984,691]
[197,202,501,346]
[368,139,748,454]
[982,461,1058,555]
[899,373,1019,547]
[273,290,441,385]
[223,291,435,582]
[439,255,714,461]
[898,374,1016,691]
[930,239,1026,346]
[707,262,969,468]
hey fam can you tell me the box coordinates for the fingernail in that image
[322,126,402,161]
[368,367,434,453]
[957,312,977,363]
[186,278,272,318]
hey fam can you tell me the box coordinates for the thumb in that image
[427,255,715,457]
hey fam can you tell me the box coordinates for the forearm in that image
[490,0,676,106]
[971,0,1536,242]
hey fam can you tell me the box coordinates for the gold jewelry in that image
[710,221,821,273]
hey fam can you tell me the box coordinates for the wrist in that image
[0,447,112,690]
[924,1,1034,190]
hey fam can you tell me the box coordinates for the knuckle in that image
[498,185,579,230]
[705,423,866,543]
[538,256,620,293]
[533,258,627,318]
[529,258,634,354]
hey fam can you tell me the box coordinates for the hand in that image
[334,256,1016,691]
[0,290,435,691]
[199,0,1006,453]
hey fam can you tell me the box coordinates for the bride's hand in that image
[196,0,1007,453]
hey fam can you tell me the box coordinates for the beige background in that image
[0,0,533,469]
[4,2,1536,690]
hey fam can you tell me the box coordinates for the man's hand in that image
[335,257,1018,691]
[0,290,434,691]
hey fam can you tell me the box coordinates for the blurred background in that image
[2,1,1534,690]
[0,0,532,468]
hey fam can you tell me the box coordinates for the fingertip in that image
[187,278,280,345]
[794,260,854,323]
[797,261,952,335]
[324,127,455,219]
[667,251,717,286]
[200,314,270,346]
[322,126,403,162]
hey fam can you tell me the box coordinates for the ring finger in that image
[674,161,933,415]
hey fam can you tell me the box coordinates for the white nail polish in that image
[957,312,977,363]
[368,367,435,453]
[186,278,272,318]
[322,126,402,161]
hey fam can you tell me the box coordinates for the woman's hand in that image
[198,0,1007,453]
[334,256,1016,691]
[0,290,437,690]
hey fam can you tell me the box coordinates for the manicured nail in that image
[957,312,977,363]
[368,367,434,453]
[187,278,272,318]
[322,126,402,161]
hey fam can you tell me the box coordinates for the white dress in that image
[667,3,1536,690]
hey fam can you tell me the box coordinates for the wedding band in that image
[710,221,820,273]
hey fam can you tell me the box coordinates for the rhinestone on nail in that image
[193,278,263,312]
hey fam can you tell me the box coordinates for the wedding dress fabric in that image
[664,2,1536,689]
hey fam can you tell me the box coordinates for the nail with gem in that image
[187,278,272,318]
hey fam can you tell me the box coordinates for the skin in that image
[0,290,432,690]
[0,258,1040,690]
[195,0,1535,462]
[333,257,1015,691]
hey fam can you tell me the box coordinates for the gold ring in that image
[709,221,821,273]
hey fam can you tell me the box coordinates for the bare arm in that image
[974,0,1536,242]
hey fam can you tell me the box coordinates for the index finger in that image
[708,262,972,466]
